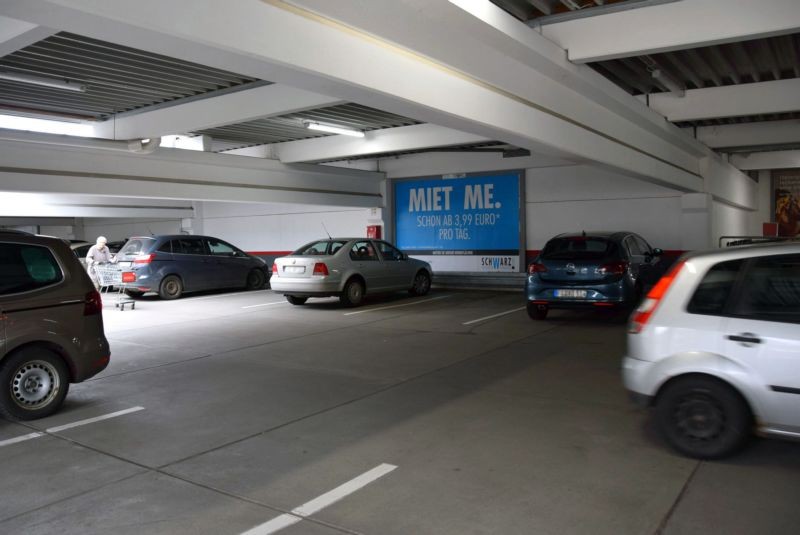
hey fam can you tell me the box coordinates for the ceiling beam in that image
[275,123,491,164]
[730,150,800,170]
[540,0,800,63]
[0,192,195,218]
[640,78,800,122]
[0,134,383,207]
[0,15,55,56]
[688,119,800,150]
[92,83,343,140]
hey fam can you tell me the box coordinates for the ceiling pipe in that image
[0,128,161,154]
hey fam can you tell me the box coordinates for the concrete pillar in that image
[680,193,712,250]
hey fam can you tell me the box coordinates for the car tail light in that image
[527,262,547,274]
[272,263,278,274]
[84,290,102,316]
[133,253,156,264]
[629,260,686,334]
[597,261,628,275]
[121,272,136,283]
[313,262,329,276]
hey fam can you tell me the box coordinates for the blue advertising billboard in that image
[394,172,522,272]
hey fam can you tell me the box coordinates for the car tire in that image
[656,376,752,459]
[527,302,548,320]
[286,295,308,305]
[340,278,365,307]
[409,270,431,296]
[0,347,70,420]
[246,269,266,290]
[158,275,183,300]
[124,289,144,298]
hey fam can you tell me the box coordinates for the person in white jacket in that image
[85,236,116,288]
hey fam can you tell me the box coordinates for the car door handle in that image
[727,333,762,345]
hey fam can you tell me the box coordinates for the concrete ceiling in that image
[0,0,797,211]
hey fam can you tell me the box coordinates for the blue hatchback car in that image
[526,231,663,320]
[116,235,269,299]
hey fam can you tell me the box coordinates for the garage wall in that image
[82,218,183,241]
[380,153,685,251]
[525,164,681,251]
[199,201,376,252]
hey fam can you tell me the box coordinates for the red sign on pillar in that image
[367,225,382,239]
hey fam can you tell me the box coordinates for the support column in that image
[681,193,712,250]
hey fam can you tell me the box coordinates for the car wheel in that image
[656,376,751,459]
[526,302,548,320]
[340,278,365,307]
[159,275,183,300]
[409,270,431,296]
[0,347,69,420]
[286,295,308,305]
[124,289,144,298]
[246,269,266,290]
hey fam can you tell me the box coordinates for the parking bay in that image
[1,290,799,534]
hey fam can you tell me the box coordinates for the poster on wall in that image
[774,170,800,237]
[394,172,523,272]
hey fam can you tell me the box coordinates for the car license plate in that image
[284,266,305,274]
[555,289,587,299]
[117,261,132,268]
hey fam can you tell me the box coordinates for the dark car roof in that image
[552,231,635,241]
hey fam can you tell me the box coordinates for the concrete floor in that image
[1,288,798,534]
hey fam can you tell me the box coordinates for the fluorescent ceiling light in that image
[304,121,365,138]
[0,71,87,93]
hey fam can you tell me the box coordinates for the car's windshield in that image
[541,237,618,260]
[120,237,155,256]
[292,240,349,255]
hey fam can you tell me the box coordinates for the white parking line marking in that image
[0,432,44,448]
[462,306,526,325]
[241,463,397,535]
[242,301,288,309]
[343,295,451,316]
[46,406,145,433]
[0,406,145,448]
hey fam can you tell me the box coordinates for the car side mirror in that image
[651,248,663,256]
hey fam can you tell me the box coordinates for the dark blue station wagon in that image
[117,235,269,299]
[526,231,663,320]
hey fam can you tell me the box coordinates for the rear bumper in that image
[622,355,654,407]
[71,335,111,382]
[526,276,633,308]
[269,277,342,296]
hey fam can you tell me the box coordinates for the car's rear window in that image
[120,238,155,256]
[0,243,64,295]
[541,237,618,260]
[292,240,349,255]
[731,254,800,324]
[687,259,743,316]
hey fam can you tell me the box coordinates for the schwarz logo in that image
[480,256,515,270]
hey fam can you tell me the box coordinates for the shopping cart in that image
[93,264,136,311]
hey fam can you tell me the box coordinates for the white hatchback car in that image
[623,242,800,458]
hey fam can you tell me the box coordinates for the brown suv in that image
[0,230,110,420]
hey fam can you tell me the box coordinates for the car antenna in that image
[321,222,332,240]
[147,226,154,236]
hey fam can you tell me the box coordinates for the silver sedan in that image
[270,238,433,306]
